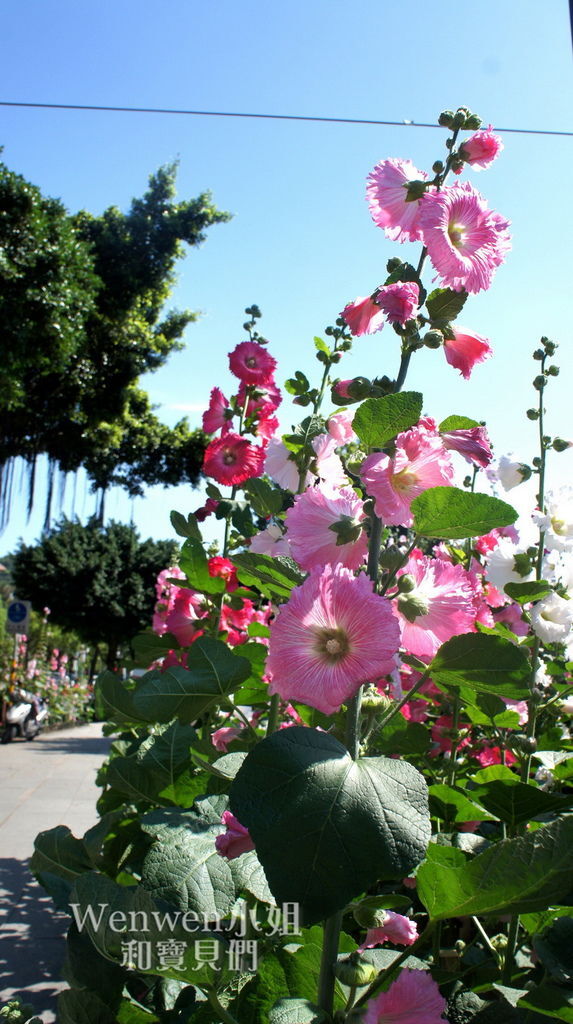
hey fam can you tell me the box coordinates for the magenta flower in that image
[211,726,243,752]
[419,181,511,293]
[460,125,503,170]
[375,281,420,325]
[238,379,282,416]
[228,340,277,385]
[285,484,368,572]
[266,564,400,715]
[363,968,446,1024]
[341,295,385,336]
[202,387,231,434]
[441,425,493,467]
[443,326,493,378]
[165,589,206,646]
[366,158,428,242]
[203,433,265,486]
[361,425,454,527]
[215,811,255,860]
[360,911,419,950]
[394,553,479,660]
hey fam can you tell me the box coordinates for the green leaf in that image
[469,765,573,826]
[269,999,328,1023]
[428,633,530,700]
[62,922,125,1010]
[439,415,480,431]
[374,717,430,756]
[229,726,430,925]
[504,580,553,604]
[411,486,518,539]
[243,478,283,516]
[417,815,573,921]
[353,391,423,448]
[30,825,93,910]
[461,690,521,727]
[58,990,118,1024]
[428,784,493,823]
[518,984,573,1021]
[534,916,573,983]
[314,336,331,356]
[232,552,306,600]
[94,671,151,726]
[170,509,202,540]
[426,287,468,324]
[132,638,251,723]
[131,630,178,667]
[179,537,226,594]
[106,756,172,806]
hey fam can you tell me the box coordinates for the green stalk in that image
[317,910,344,1016]
[266,692,280,736]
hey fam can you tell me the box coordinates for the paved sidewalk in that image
[0,722,111,1022]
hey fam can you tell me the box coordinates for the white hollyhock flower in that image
[530,592,573,644]
[495,454,530,491]
[535,487,573,552]
[484,537,534,593]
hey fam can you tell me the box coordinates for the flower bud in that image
[424,329,444,349]
[526,408,540,420]
[533,375,546,390]
[432,160,444,174]
[553,438,572,452]
[438,110,454,127]
[380,545,406,571]
[533,349,544,360]
[490,933,508,953]
[397,573,416,593]
[452,109,468,129]
[386,257,403,273]
[348,376,373,400]
[361,686,392,712]
[353,904,387,928]
[397,591,430,623]
[464,113,482,130]
[405,179,428,203]
[547,364,560,376]
[335,954,377,987]
[544,339,557,355]
[511,734,537,754]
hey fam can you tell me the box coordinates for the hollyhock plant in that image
[361,424,454,526]
[375,280,420,325]
[443,327,493,378]
[165,589,206,647]
[215,811,255,860]
[202,387,231,434]
[460,125,504,170]
[395,553,480,660]
[203,433,265,486]
[366,158,428,242]
[208,556,239,592]
[496,453,530,490]
[419,181,511,293]
[341,295,385,337]
[535,487,573,551]
[362,968,446,1024]
[359,911,419,949]
[312,433,348,487]
[266,564,400,715]
[238,379,282,417]
[285,483,368,572]
[228,340,277,385]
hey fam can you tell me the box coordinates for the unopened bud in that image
[553,438,572,452]
[547,364,560,376]
[544,339,557,355]
[348,376,373,400]
[380,546,406,571]
[464,113,482,130]
[397,573,416,594]
[526,408,540,420]
[452,109,467,129]
[353,904,388,928]
[533,349,544,360]
[361,686,392,712]
[387,257,403,273]
[405,180,428,203]
[432,160,444,174]
[438,110,454,128]
[335,954,378,987]
[533,375,546,390]
[424,329,444,349]
[512,734,537,754]
[397,591,430,623]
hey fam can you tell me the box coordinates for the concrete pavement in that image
[0,722,111,1022]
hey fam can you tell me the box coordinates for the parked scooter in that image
[1,687,48,743]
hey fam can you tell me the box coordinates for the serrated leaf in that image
[179,537,226,594]
[230,726,430,925]
[439,414,479,431]
[412,486,518,539]
[518,983,573,1021]
[469,765,573,827]
[94,671,151,726]
[428,633,530,699]
[353,391,423,448]
[426,286,468,324]
[504,580,553,604]
[428,784,493,823]
[314,336,330,356]
[131,630,178,668]
[269,999,328,1024]
[417,815,573,920]
[232,552,306,600]
[170,509,202,540]
[30,825,93,911]
[534,916,573,983]
[243,478,283,516]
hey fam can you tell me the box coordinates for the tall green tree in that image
[0,159,230,526]
[11,517,178,668]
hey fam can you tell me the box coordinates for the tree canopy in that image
[11,517,178,668]
[0,159,230,527]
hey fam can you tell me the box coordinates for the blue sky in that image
[1,0,572,554]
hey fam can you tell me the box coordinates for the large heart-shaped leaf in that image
[428,633,530,700]
[411,486,517,539]
[229,727,430,925]
[353,391,423,448]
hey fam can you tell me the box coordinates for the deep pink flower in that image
[333,380,354,400]
[431,714,472,755]
[375,281,420,325]
[441,425,493,467]
[443,327,493,378]
[194,497,219,522]
[202,387,231,434]
[266,564,400,715]
[215,811,255,860]
[211,726,242,752]
[256,413,279,442]
[237,380,282,417]
[473,745,516,768]
[203,433,265,486]
[360,911,419,949]
[208,556,239,592]
[420,181,511,293]
[228,341,277,385]
[394,553,479,660]
[165,589,205,646]
[341,295,385,336]
[285,483,368,572]
[363,968,446,1024]
[460,125,503,170]
[366,158,428,243]
[361,425,454,527]
[327,410,356,444]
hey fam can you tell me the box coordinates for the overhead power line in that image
[0,100,572,137]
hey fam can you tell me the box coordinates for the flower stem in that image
[266,692,280,736]
[317,909,343,1015]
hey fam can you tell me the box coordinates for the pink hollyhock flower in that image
[431,714,472,755]
[256,413,280,442]
[249,522,292,557]
[460,125,504,170]
[208,556,239,592]
[194,497,219,522]
[211,726,243,752]
[341,295,385,337]
[474,745,516,768]
[266,564,400,715]
[160,649,190,671]
[312,434,348,488]
[165,589,205,646]
[394,553,479,660]
[202,387,231,434]
[360,911,419,950]
[264,437,306,492]
[361,425,454,527]
[375,281,420,325]
[238,380,282,417]
[420,181,511,293]
[443,327,493,378]
[215,811,255,860]
[333,380,354,400]
[504,699,529,725]
[203,433,265,486]
[441,425,492,467]
[327,410,356,444]
[285,484,368,572]
[366,158,428,243]
[493,602,530,636]
[363,968,446,1024]
[228,340,277,385]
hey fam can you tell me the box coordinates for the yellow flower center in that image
[313,627,350,663]
[392,468,418,494]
